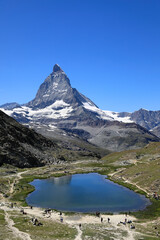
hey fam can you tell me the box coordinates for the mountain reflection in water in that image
[48,175,72,186]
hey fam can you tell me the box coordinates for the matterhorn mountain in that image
[0,64,159,152]
[27,64,97,110]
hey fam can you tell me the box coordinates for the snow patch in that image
[48,124,57,129]
[83,102,133,123]
[0,109,13,116]
[50,100,70,109]
[103,110,133,123]
[43,94,49,97]
[0,101,73,121]
[52,82,59,89]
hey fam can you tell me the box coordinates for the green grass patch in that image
[10,175,38,205]
[10,212,77,240]
[133,199,160,220]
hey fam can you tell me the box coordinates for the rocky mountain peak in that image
[26,65,73,109]
[26,65,95,109]
[53,64,63,73]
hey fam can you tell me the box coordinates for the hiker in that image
[127,220,132,224]
[120,221,126,225]
[37,222,43,226]
[101,217,103,223]
[96,211,100,217]
[30,206,33,209]
[130,224,135,229]
[60,217,63,223]
[34,218,38,225]
[31,218,35,224]
[108,218,110,223]
[79,223,81,228]
[20,209,24,214]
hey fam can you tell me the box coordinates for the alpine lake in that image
[26,173,150,213]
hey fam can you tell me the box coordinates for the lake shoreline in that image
[9,168,155,216]
[8,167,158,220]
[26,173,151,214]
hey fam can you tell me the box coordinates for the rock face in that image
[0,64,159,152]
[0,102,21,110]
[0,110,57,168]
[130,109,160,137]
[27,64,96,110]
[116,109,160,137]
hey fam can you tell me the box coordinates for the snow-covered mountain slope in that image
[109,108,160,138]
[83,102,133,123]
[2,99,133,124]
[0,64,159,151]
[4,100,73,121]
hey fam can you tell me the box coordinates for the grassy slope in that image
[102,142,160,219]
[102,142,160,195]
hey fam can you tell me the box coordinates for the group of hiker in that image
[19,207,42,226]
[20,209,27,215]
[31,217,43,226]
[96,212,110,224]
[43,209,64,223]
[100,217,110,223]
[19,206,137,231]
[43,208,52,217]
[96,211,136,229]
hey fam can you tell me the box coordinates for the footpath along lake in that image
[26,173,150,212]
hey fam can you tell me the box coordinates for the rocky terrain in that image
[0,110,58,167]
[0,110,105,168]
[118,108,160,137]
[0,64,159,152]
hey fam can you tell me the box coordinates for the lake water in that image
[26,173,150,212]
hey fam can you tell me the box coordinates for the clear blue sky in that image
[0,0,160,112]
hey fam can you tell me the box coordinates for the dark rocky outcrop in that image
[0,110,57,168]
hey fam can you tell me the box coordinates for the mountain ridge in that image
[0,64,159,151]
[0,110,106,168]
